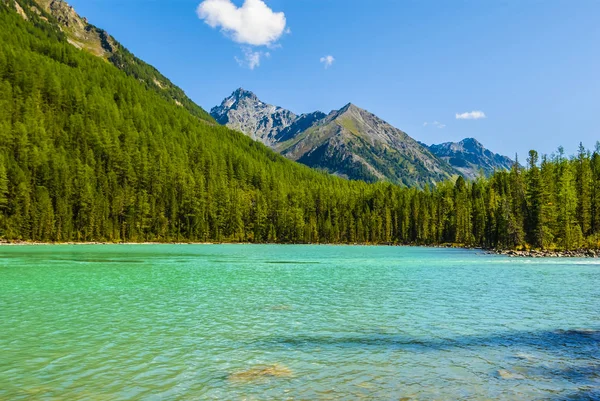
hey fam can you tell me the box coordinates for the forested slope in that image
[9,0,215,123]
[1,2,599,250]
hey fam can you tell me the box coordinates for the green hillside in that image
[7,0,214,123]
[1,1,600,250]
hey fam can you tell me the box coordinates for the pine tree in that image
[575,143,592,238]
[526,150,543,248]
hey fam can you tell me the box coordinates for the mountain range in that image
[212,89,513,186]
[1,0,595,252]
[8,0,513,188]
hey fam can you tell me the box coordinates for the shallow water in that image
[0,245,599,400]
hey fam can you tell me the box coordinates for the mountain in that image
[0,0,349,242]
[212,89,455,186]
[276,103,456,185]
[1,0,597,252]
[426,138,514,179]
[211,88,298,146]
[10,0,214,123]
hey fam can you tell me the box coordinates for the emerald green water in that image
[0,245,599,400]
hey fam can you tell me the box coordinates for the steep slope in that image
[213,90,454,186]
[426,138,513,179]
[0,2,349,242]
[277,103,455,185]
[8,0,214,122]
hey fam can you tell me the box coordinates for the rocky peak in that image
[459,137,482,148]
[457,138,486,154]
[231,88,258,101]
[334,102,360,116]
[214,88,261,112]
[210,89,299,147]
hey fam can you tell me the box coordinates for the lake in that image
[0,245,599,400]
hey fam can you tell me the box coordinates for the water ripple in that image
[0,245,599,400]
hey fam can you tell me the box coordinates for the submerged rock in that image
[555,328,600,338]
[497,369,525,380]
[514,353,537,362]
[228,364,293,382]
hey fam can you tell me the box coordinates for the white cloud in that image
[235,48,267,70]
[456,111,487,120]
[320,55,335,69]
[197,0,287,47]
[424,121,446,129]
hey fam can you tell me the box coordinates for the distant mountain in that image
[276,103,455,185]
[211,88,298,146]
[17,0,214,122]
[212,89,455,186]
[425,138,514,179]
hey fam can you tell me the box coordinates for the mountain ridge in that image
[212,88,512,185]
[425,138,514,179]
[214,89,457,186]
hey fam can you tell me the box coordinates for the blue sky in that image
[68,0,600,159]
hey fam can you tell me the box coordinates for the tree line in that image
[1,4,599,250]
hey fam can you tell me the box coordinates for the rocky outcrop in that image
[13,0,28,20]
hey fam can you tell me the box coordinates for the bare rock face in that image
[46,0,84,30]
[13,1,28,20]
[211,89,298,147]
[212,89,514,186]
[32,0,113,57]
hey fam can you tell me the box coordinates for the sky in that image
[67,0,600,159]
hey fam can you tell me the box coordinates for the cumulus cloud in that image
[197,0,287,47]
[320,55,335,68]
[424,121,446,129]
[235,48,269,70]
[456,111,487,120]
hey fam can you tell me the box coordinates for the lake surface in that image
[0,245,599,400]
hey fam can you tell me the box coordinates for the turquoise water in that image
[0,245,599,400]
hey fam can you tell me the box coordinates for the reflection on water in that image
[0,245,598,400]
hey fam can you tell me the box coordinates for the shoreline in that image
[0,240,598,258]
[491,249,599,258]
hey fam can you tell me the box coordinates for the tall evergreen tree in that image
[526,150,543,248]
